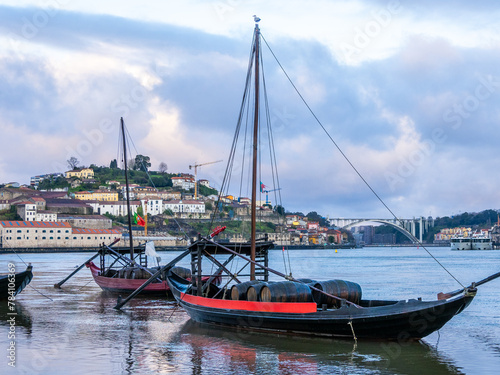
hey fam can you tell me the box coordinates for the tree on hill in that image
[159,162,168,173]
[67,156,79,170]
[134,155,151,172]
[274,205,286,216]
[306,211,329,227]
[110,159,118,169]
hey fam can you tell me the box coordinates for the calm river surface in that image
[1,247,499,374]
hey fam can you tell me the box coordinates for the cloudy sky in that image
[1,0,500,219]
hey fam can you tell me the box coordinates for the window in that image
[17,237,21,240]
[50,237,53,240]
[17,230,21,233]
[50,230,53,233]
[57,237,61,240]
[42,236,46,240]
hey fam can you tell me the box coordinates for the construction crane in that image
[189,160,223,199]
[263,188,282,206]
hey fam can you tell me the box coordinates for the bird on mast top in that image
[253,15,261,23]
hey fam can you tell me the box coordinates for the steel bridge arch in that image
[342,219,418,243]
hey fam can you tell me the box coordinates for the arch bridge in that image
[329,217,434,243]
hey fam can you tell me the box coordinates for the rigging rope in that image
[261,34,465,289]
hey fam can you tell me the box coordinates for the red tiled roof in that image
[0,221,71,228]
[72,228,121,234]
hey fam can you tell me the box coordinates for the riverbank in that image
[0,243,447,254]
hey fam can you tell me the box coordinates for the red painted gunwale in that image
[181,292,317,313]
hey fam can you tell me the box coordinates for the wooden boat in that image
[56,119,220,295]
[1,264,33,299]
[86,252,215,294]
[83,119,223,295]
[165,19,495,340]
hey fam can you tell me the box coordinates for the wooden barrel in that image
[312,280,362,307]
[296,278,317,285]
[260,281,313,303]
[231,280,260,300]
[170,266,192,279]
[247,282,268,301]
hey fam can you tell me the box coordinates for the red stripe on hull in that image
[181,292,317,313]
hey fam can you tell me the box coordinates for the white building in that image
[88,200,140,217]
[141,198,163,216]
[199,179,210,188]
[172,176,195,190]
[163,200,205,214]
[16,202,57,222]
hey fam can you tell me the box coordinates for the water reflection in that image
[169,321,464,375]
[2,249,498,374]
[0,300,32,333]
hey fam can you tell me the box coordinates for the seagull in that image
[253,15,261,23]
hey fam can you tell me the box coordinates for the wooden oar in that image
[54,238,120,289]
[113,249,191,310]
[438,270,500,300]
[54,253,100,288]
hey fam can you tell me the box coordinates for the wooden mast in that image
[121,117,135,262]
[250,24,260,280]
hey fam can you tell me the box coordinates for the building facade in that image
[163,200,205,214]
[0,221,121,248]
[87,200,140,217]
[74,190,119,201]
[65,168,95,180]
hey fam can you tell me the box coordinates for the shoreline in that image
[0,244,445,254]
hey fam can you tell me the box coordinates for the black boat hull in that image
[167,275,475,340]
[0,265,33,300]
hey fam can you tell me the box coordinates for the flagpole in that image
[145,199,148,236]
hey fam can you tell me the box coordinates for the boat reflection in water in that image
[169,320,462,375]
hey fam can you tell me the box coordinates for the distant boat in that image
[472,236,493,250]
[450,236,472,250]
[1,264,33,299]
[450,236,493,250]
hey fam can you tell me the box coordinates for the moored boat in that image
[1,264,33,299]
[165,19,494,340]
[471,236,493,250]
[450,236,472,250]
[168,263,476,339]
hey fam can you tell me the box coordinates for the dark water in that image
[1,247,499,374]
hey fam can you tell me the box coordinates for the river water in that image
[1,247,499,374]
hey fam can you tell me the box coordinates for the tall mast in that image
[121,117,135,261]
[250,24,260,280]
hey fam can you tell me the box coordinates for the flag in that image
[260,181,266,193]
[133,212,145,227]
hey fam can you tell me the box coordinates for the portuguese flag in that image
[133,213,145,227]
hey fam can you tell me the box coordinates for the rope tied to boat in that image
[348,320,357,341]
